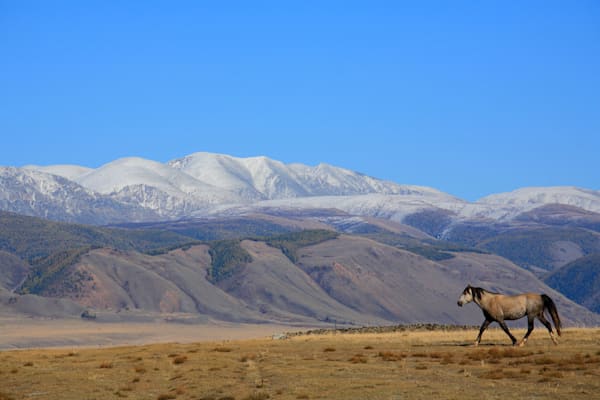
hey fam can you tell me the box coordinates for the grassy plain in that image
[1,327,599,400]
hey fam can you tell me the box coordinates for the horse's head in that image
[457,285,474,307]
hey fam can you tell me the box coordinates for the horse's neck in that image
[473,289,493,308]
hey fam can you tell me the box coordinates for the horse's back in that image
[509,293,545,316]
[494,293,538,320]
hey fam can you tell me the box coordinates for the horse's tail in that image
[542,294,562,336]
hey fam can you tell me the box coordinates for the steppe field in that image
[1,326,600,400]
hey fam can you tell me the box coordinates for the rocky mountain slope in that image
[0,167,160,224]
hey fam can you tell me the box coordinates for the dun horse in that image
[457,285,561,346]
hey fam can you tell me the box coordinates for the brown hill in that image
[217,240,377,325]
[48,246,266,323]
[297,235,476,324]
[0,292,86,319]
[297,235,599,326]
[1,211,599,327]
[6,234,595,326]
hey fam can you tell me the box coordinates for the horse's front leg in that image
[497,320,518,346]
[474,319,491,346]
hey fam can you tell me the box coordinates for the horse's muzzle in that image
[457,301,463,307]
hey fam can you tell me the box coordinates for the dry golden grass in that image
[1,327,599,399]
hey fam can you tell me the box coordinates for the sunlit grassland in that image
[1,327,599,400]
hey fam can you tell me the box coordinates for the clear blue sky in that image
[1,1,598,200]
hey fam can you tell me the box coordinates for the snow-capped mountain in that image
[167,152,414,200]
[22,164,93,181]
[76,157,213,196]
[455,187,600,221]
[0,167,158,224]
[4,152,600,225]
[478,186,600,213]
[70,157,245,217]
[221,192,465,223]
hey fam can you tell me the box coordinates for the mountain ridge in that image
[8,152,600,226]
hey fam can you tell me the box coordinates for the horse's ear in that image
[463,284,472,295]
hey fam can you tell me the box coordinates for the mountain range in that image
[1,152,600,326]
[3,151,599,226]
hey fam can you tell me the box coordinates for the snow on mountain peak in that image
[168,152,448,201]
[456,186,600,221]
[3,152,599,225]
[75,157,213,195]
[477,186,600,206]
[168,152,263,200]
[22,164,94,181]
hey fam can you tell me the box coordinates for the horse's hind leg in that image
[517,316,535,347]
[497,320,518,346]
[538,314,559,345]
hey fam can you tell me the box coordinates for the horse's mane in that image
[470,286,498,301]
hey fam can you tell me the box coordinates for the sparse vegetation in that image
[172,355,187,365]
[265,230,339,263]
[0,211,199,295]
[447,224,600,272]
[128,217,295,242]
[243,392,270,400]
[356,230,486,261]
[208,240,253,283]
[404,245,455,261]
[348,354,367,364]
[545,254,600,313]
[196,229,340,286]
[0,327,599,399]
[402,209,454,237]
[0,211,196,264]
[377,351,405,361]
[212,346,234,353]
[17,247,92,295]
